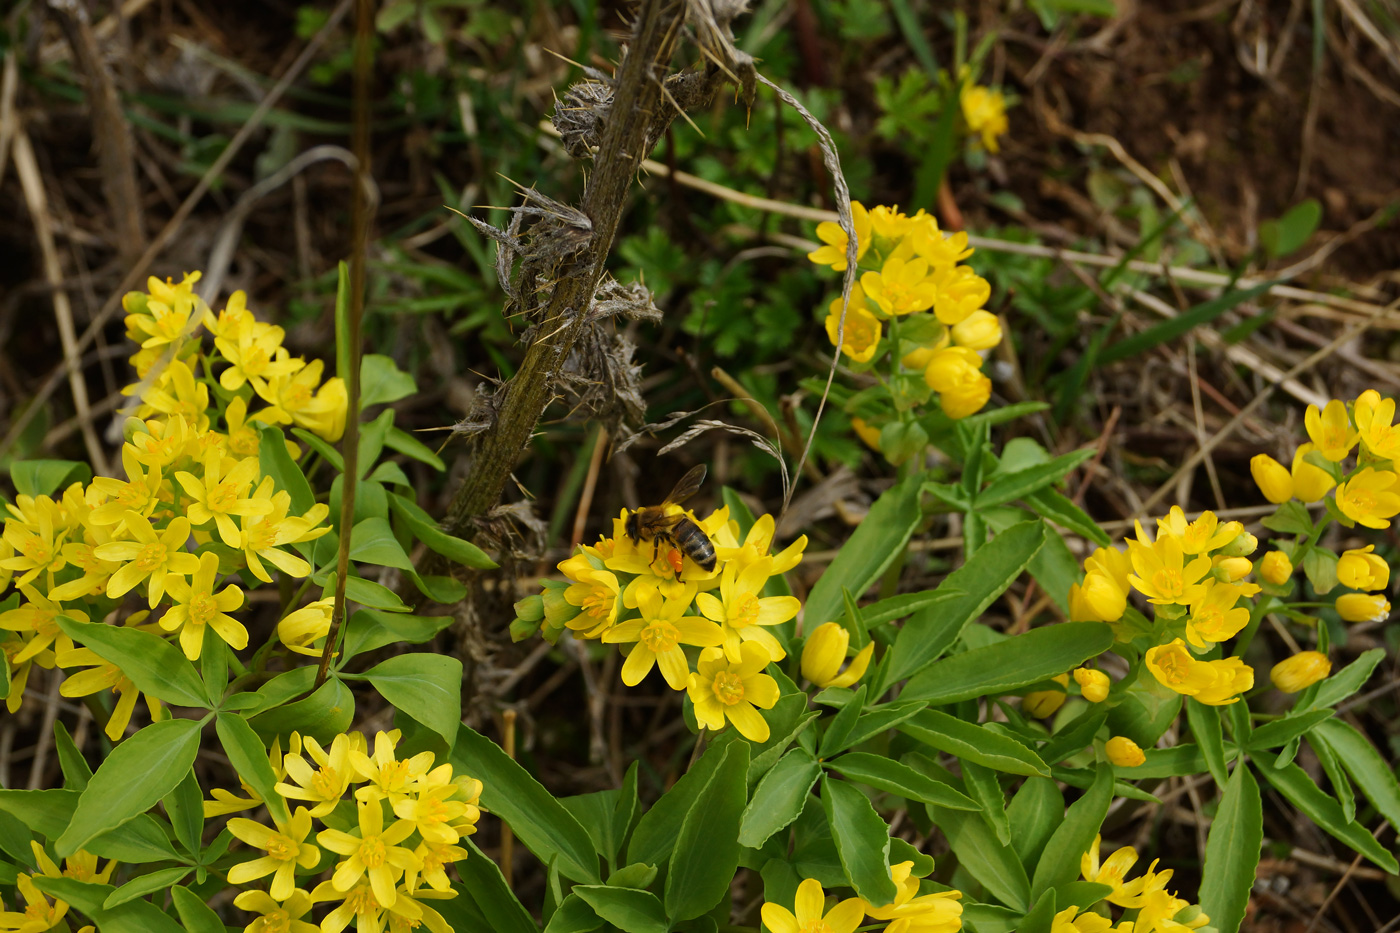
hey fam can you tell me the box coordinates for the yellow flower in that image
[1259,551,1293,586]
[1068,572,1126,623]
[204,736,289,817]
[0,873,69,933]
[1050,906,1113,933]
[950,309,1002,350]
[239,478,331,582]
[861,257,939,317]
[57,643,164,741]
[255,359,348,443]
[1336,592,1390,622]
[317,799,421,908]
[1337,545,1389,591]
[868,204,926,240]
[174,452,271,547]
[1105,736,1145,767]
[1133,888,1201,933]
[87,445,164,529]
[277,597,335,657]
[1023,673,1069,719]
[923,346,991,419]
[160,551,246,659]
[604,507,725,606]
[349,731,435,803]
[807,201,871,271]
[1335,467,1400,528]
[851,416,883,451]
[928,263,991,326]
[2,631,56,714]
[224,395,264,459]
[216,318,303,395]
[0,585,84,664]
[800,622,874,688]
[1,508,70,588]
[687,643,779,742]
[311,879,382,933]
[909,225,973,268]
[227,806,322,901]
[603,589,724,689]
[562,567,623,639]
[1183,581,1251,649]
[696,557,800,662]
[1081,835,1149,907]
[1193,657,1254,706]
[129,272,201,349]
[1305,399,1358,462]
[1250,454,1293,503]
[403,840,468,894]
[1291,444,1336,502]
[825,288,883,363]
[1354,390,1400,460]
[864,860,963,933]
[201,288,256,340]
[1145,639,1218,696]
[761,878,865,933]
[1073,667,1110,702]
[232,888,319,933]
[1086,545,1132,590]
[960,84,1009,152]
[95,514,201,607]
[128,415,193,472]
[391,763,470,845]
[711,512,806,577]
[275,732,355,817]
[1126,527,1212,606]
[138,359,211,432]
[1270,651,1331,693]
[1156,507,1243,555]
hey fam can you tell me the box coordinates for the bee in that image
[624,464,717,574]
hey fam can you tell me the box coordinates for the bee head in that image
[624,510,640,541]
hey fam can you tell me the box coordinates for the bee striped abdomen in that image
[671,517,716,572]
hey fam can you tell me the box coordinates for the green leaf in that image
[1252,747,1399,873]
[818,684,867,758]
[0,787,77,839]
[458,839,538,933]
[739,748,821,848]
[1186,699,1228,789]
[1030,762,1112,899]
[975,448,1095,510]
[576,886,667,933]
[1023,489,1111,546]
[11,460,90,497]
[291,427,344,472]
[607,862,656,890]
[53,721,91,791]
[886,521,1044,685]
[163,767,203,856]
[88,814,182,864]
[963,761,1011,846]
[172,885,226,933]
[898,709,1051,777]
[1098,282,1275,364]
[249,675,356,745]
[1246,709,1334,751]
[342,608,457,659]
[103,866,191,909]
[453,724,600,883]
[1311,719,1400,831]
[1038,705,1110,766]
[666,741,749,922]
[1302,547,1339,595]
[841,700,927,751]
[804,474,923,630]
[856,587,965,629]
[216,712,289,824]
[826,753,980,810]
[348,516,416,571]
[1014,890,1057,933]
[360,354,417,408]
[1106,674,1182,748]
[1007,777,1063,870]
[33,877,185,933]
[628,737,728,868]
[1260,198,1321,258]
[385,426,446,471]
[1261,500,1313,535]
[389,492,498,569]
[929,800,1030,910]
[542,894,603,933]
[1304,648,1385,711]
[821,773,896,905]
[362,654,462,746]
[1198,765,1263,933]
[56,719,202,858]
[257,424,315,514]
[900,622,1113,703]
[57,617,207,709]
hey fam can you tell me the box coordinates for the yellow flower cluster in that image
[1069,835,1210,933]
[761,867,963,933]
[214,730,481,933]
[1063,505,1259,706]
[0,273,345,736]
[808,203,1000,421]
[0,842,113,933]
[960,83,1010,153]
[520,511,812,743]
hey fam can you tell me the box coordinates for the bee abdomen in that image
[672,518,717,572]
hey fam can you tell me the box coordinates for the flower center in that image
[358,835,389,869]
[208,482,238,512]
[1192,608,1223,636]
[265,832,300,862]
[712,671,745,706]
[639,620,680,654]
[189,592,218,626]
[378,759,412,792]
[732,594,760,627]
[1324,426,1348,448]
[250,907,293,933]
[1150,567,1183,597]
[799,922,833,933]
[345,885,379,915]
[311,766,341,799]
[581,585,614,619]
[243,346,271,375]
[230,429,259,457]
[1349,489,1376,512]
[116,482,150,507]
[135,542,166,571]
[23,536,51,564]
[1158,652,1193,685]
[287,385,312,409]
[246,520,277,551]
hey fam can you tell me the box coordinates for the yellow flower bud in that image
[1269,651,1331,693]
[801,622,874,688]
[901,346,937,370]
[1217,532,1258,557]
[1259,551,1293,585]
[1068,572,1127,623]
[1073,667,1111,703]
[1105,735,1146,767]
[1022,687,1066,719]
[850,417,883,452]
[1336,592,1391,623]
[1291,444,1336,503]
[950,310,1002,350]
[1337,545,1389,592]
[1251,454,1293,504]
[923,347,992,420]
[1214,556,1253,582]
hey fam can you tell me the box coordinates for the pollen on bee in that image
[667,548,684,575]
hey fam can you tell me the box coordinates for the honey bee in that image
[624,464,717,574]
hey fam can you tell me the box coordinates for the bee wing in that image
[662,464,707,506]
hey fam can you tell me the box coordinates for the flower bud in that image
[542,581,581,628]
[1069,572,1127,623]
[1291,444,1336,503]
[1270,651,1332,693]
[1259,551,1293,586]
[1105,736,1145,767]
[802,622,874,688]
[1337,545,1390,592]
[1214,557,1253,582]
[1217,532,1258,557]
[924,347,992,420]
[1023,688,1066,719]
[1073,667,1111,703]
[950,310,1002,350]
[514,594,545,623]
[850,417,883,451]
[1336,592,1391,623]
[1251,454,1293,504]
